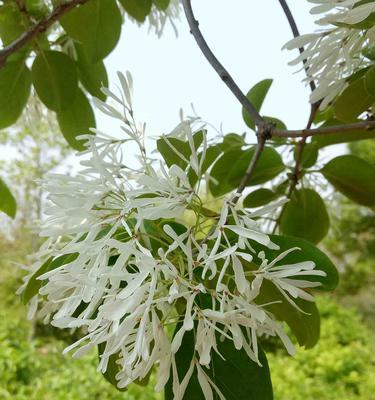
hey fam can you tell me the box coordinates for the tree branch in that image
[0,0,88,68]
[233,135,266,203]
[273,120,375,138]
[278,0,315,92]
[181,0,265,128]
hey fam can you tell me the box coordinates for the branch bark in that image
[273,119,375,138]
[181,0,265,128]
[0,0,88,68]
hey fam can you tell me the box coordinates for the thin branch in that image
[233,136,266,202]
[0,0,88,68]
[278,0,316,92]
[273,119,375,138]
[182,0,265,127]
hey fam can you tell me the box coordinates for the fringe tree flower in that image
[20,72,328,399]
[283,0,375,107]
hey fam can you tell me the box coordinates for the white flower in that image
[283,0,374,107]
[20,72,326,399]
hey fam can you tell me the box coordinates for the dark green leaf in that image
[119,0,152,22]
[156,131,204,169]
[76,44,108,100]
[334,77,374,123]
[255,280,320,349]
[153,0,170,10]
[365,66,375,97]
[32,51,78,111]
[243,188,280,208]
[249,234,339,292]
[280,189,330,244]
[294,142,319,168]
[165,325,273,400]
[60,0,122,62]
[0,178,16,219]
[231,147,285,187]
[242,79,273,130]
[320,155,375,206]
[97,344,127,391]
[0,60,31,128]
[22,253,78,304]
[0,3,27,45]
[57,89,96,150]
[210,146,285,197]
[25,0,49,18]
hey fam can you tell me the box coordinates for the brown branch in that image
[181,0,265,128]
[273,120,375,138]
[0,0,88,68]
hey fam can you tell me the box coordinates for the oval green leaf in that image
[280,188,330,244]
[320,155,375,206]
[76,44,108,100]
[57,89,96,151]
[0,60,31,128]
[60,0,122,62]
[243,188,280,208]
[32,51,78,111]
[242,79,273,130]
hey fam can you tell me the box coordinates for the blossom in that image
[283,0,375,107]
[20,72,326,399]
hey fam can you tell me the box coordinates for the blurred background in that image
[1,1,375,399]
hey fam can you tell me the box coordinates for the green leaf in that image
[22,253,78,304]
[57,89,96,151]
[255,280,320,349]
[280,189,330,244]
[32,51,78,111]
[153,0,170,10]
[334,77,374,123]
[0,178,16,219]
[25,0,49,18]
[221,133,245,151]
[60,0,122,62]
[243,188,280,208]
[165,325,273,400]
[97,344,127,391]
[320,155,375,206]
[249,234,339,292]
[210,146,285,197]
[365,66,375,97]
[119,0,152,22]
[75,44,108,101]
[0,60,31,129]
[0,3,27,45]
[156,131,204,169]
[242,79,273,130]
[312,118,375,147]
[294,142,319,168]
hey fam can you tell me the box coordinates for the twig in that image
[233,135,267,201]
[0,0,88,68]
[278,0,315,92]
[274,119,375,138]
[182,0,265,128]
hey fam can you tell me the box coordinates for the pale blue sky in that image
[98,1,317,140]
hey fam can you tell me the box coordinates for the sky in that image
[97,1,318,142]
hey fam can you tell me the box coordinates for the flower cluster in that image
[283,0,375,108]
[20,73,326,399]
